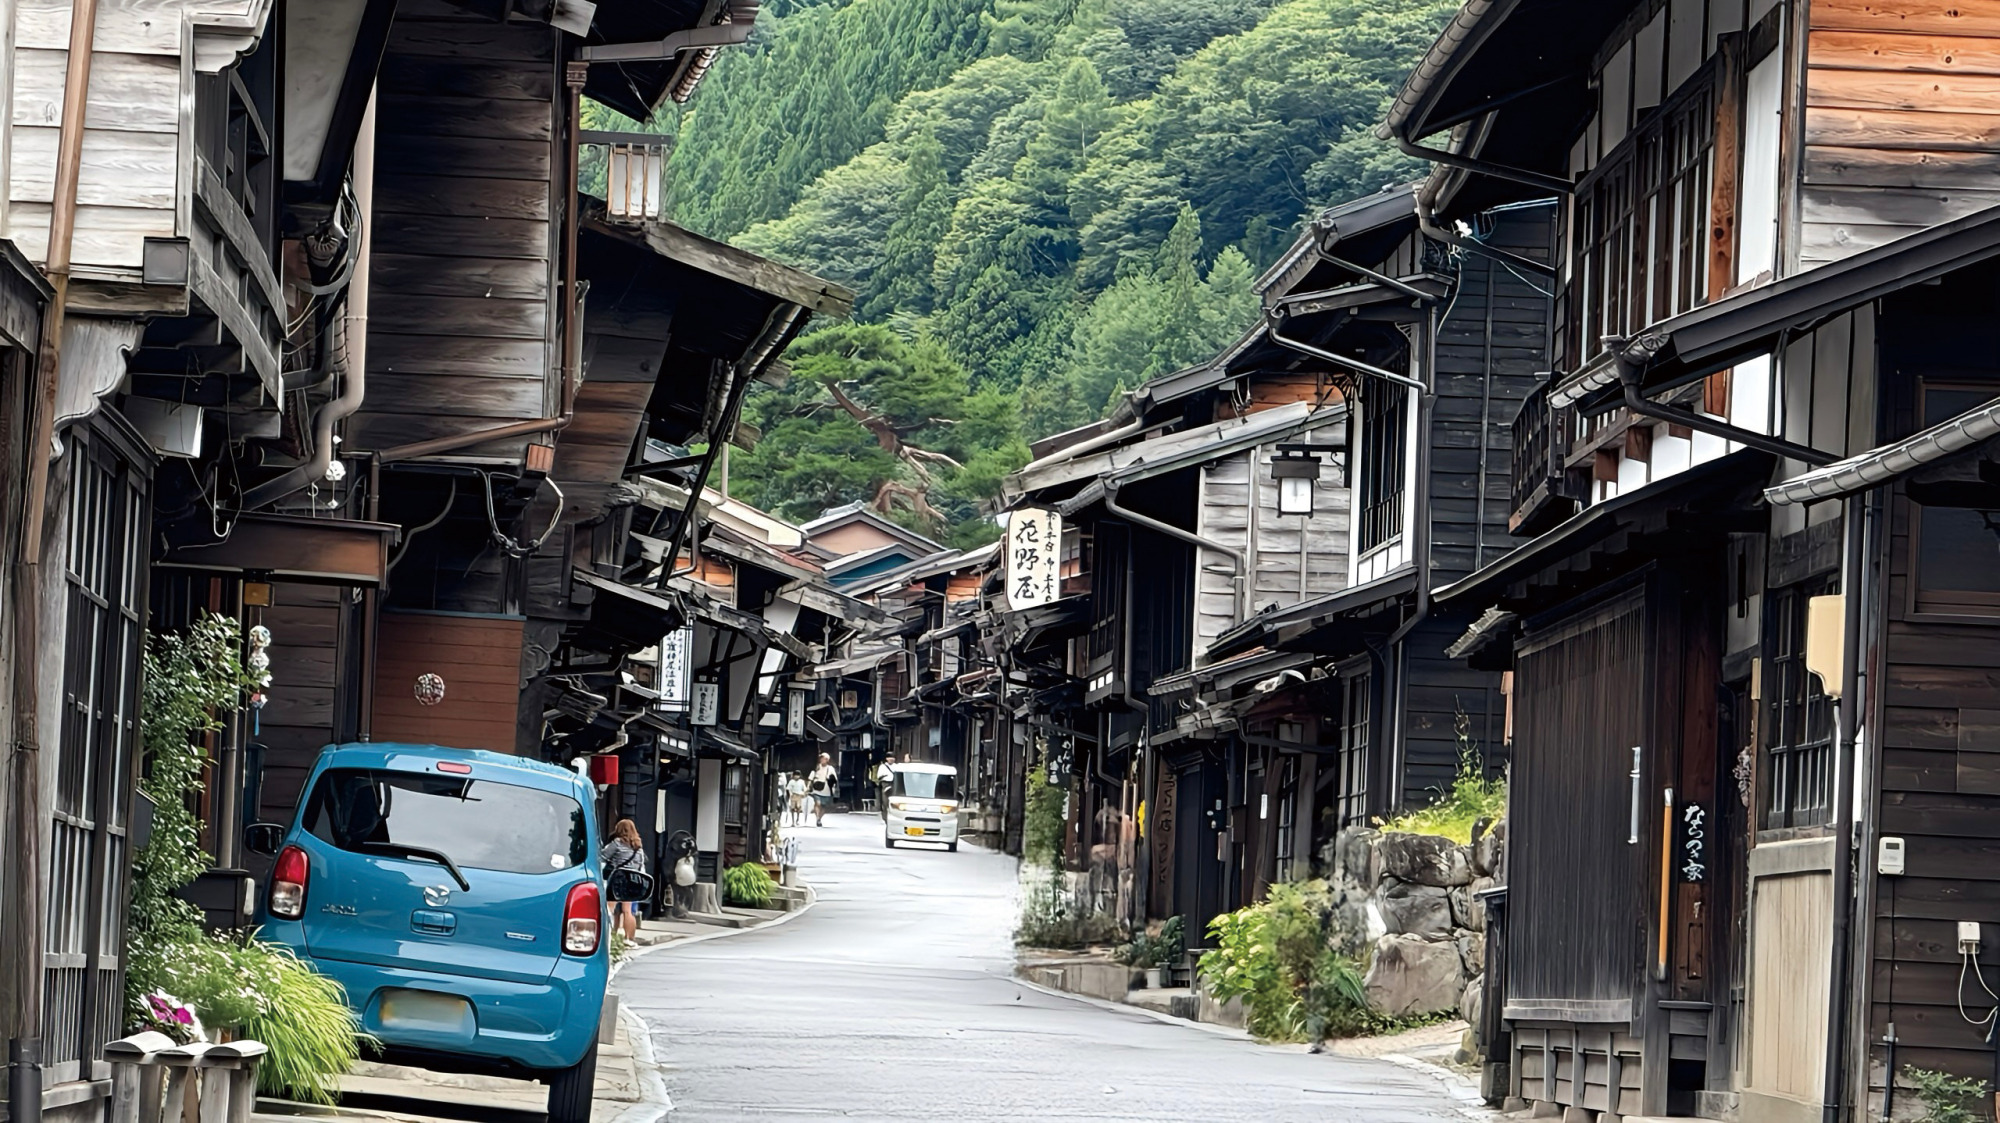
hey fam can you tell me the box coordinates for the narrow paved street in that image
[618,814,1478,1122]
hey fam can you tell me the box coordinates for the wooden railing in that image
[1509,384,1579,536]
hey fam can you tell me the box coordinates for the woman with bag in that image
[809,753,839,826]
[600,818,648,940]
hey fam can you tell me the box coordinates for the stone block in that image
[1456,930,1485,976]
[1378,831,1473,887]
[1464,875,1499,932]
[1472,822,1504,878]
[1460,975,1483,1038]
[1374,876,1453,936]
[1449,884,1473,929]
[1361,933,1464,1018]
[1334,826,1383,889]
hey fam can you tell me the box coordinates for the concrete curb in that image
[611,882,819,973]
[1010,971,1496,1120]
[1007,973,1255,1043]
[1375,1053,1495,1120]
[609,1003,672,1123]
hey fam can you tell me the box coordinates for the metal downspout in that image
[239,89,377,511]
[1102,477,1248,624]
[1267,323,1426,393]
[666,305,806,581]
[1822,490,1868,1123]
[1382,308,1438,809]
[1619,372,1836,467]
[1390,133,1573,199]
[375,61,591,465]
[9,0,98,1062]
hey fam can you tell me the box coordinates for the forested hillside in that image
[589,0,1452,545]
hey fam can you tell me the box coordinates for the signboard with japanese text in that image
[658,627,691,709]
[1679,802,1708,882]
[786,689,806,736]
[691,677,720,727]
[1005,507,1063,610]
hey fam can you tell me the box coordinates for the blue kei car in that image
[246,743,652,1123]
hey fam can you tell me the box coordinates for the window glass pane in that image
[1916,386,2000,605]
[305,768,588,874]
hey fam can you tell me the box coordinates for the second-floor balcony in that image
[1509,384,1580,537]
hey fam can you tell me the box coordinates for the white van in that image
[883,762,960,851]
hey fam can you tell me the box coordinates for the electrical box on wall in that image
[1878,836,1906,876]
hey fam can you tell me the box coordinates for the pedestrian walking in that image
[601,818,647,941]
[786,771,808,826]
[809,753,839,826]
[875,755,896,820]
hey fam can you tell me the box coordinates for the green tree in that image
[860,128,952,319]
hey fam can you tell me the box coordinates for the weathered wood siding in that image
[1859,285,2000,1088]
[1507,588,1649,1020]
[1803,0,2000,264]
[1194,438,1349,647]
[6,0,192,274]
[371,610,523,753]
[351,1,559,459]
[255,582,345,822]
[1431,204,1555,583]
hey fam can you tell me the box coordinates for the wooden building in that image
[0,0,802,1112]
[999,290,1354,938]
[1386,0,2000,1117]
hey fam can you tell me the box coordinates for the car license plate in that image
[378,989,472,1030]
[905,826,925,836]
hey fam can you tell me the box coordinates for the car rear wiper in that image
[356,841,472,892]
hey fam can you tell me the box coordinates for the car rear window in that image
[892,771,956,800]
[303,768,588,875]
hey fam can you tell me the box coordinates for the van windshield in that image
[892,771,956,800]
[303,768,588,875]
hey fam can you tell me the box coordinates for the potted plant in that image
[1153,917,1186,988]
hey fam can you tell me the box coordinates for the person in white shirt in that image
[785,772,808,826]
[808,753,839,826]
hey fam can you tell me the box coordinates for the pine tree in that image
[862,128,952,320]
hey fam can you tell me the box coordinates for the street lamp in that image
[1271,445,1324,517]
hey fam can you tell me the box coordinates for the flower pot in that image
[1144,967,1164,989]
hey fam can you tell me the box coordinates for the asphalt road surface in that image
[619,811,1479,1122]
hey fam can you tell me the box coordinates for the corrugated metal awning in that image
[1766,396,2000,507]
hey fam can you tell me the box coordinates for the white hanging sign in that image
[691,680,720,727]
[659,627,692,709]
[1005,507,1063,610]
[786,689,807,736]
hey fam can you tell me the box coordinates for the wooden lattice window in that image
[1572,66,1717,363]
[1762,579,1835,831]
[45,417,151,1084]
[1358,387,1407,553]
[1338,671,1372,829]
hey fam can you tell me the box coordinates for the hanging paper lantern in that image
[414,673,447,706]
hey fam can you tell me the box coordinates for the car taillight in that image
[269,845,309,920]
[562,881,601,956]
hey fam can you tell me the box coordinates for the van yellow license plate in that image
[905,826,925,836]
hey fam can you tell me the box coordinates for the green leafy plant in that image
[1022,737,1067,869]
[1117,915,1188,969]
[609,930,631,965]
[1904,1066,1991,1123]
[1378,703,1505,843]
[243,943,373,1104]
[722,861,776,907]
[129,613,266,968]
[129,931,367,1104]
[1200,880,1383,1042]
